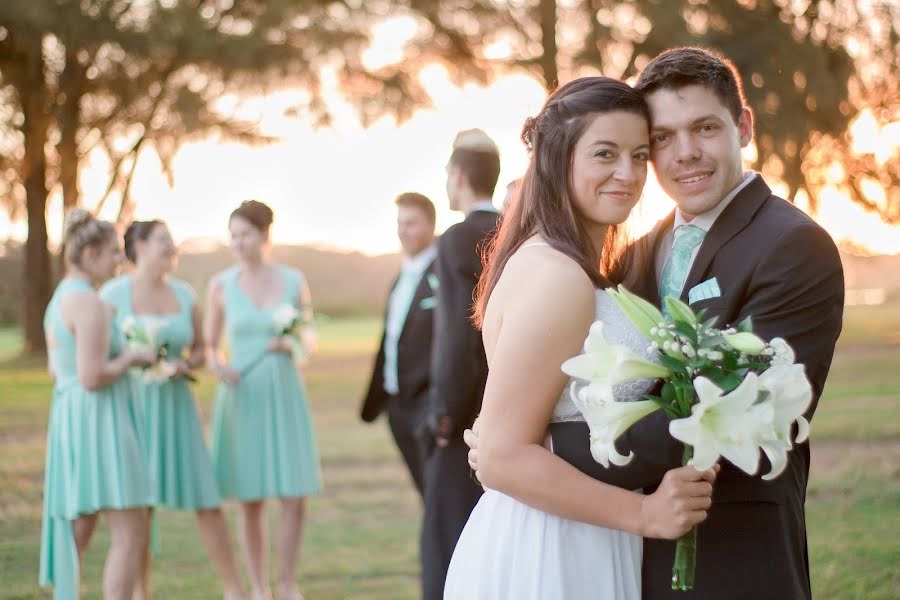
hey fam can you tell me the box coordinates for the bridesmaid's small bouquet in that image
[562,286,813,591]
[121,315,177,383]
[272,302,315,364]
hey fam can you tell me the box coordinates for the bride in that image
[443,77,716,599]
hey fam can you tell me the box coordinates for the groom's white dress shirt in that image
[383,244,437,395]
[655,172,758,284]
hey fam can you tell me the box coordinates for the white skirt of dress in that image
[444,488,643,600]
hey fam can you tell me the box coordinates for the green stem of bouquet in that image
[672,444,698,591]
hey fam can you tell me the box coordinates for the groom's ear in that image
[737,107,753,148]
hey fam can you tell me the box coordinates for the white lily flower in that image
[609,347,671,385]
[139,316,168,347]
[723,332,767,355]
[272,303,300,334]
[570,382,661,467]
[562,322,670,386]
[755,364,813,480]
[669,374,773,475]
[141,360,178,383]
[768,337,796,366]
[561,322,618,381]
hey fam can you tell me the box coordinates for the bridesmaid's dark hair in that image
[123,220,165,263]
[230,200,274,235]
[473,77,651,328]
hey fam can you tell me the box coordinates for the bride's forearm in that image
[478,442,645,535]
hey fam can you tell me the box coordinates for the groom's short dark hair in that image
[635,47,747,123]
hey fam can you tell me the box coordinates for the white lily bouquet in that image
[120,315,178,383]
[562,286,813,591]
[272,302,314,364]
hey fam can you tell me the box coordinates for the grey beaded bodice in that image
[550,290,657,423]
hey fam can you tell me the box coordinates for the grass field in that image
[1,307,898,599]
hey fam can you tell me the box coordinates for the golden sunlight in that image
[28,66,900,257]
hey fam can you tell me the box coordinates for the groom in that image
[469,47,844,599]
[549,47,845,599]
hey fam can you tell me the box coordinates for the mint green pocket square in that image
[688,277,721,304]
[419,296,438,310]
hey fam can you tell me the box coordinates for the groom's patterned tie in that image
[659,224,706,310]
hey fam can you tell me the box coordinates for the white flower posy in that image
[563,288,814,482]
[121,315,177,383]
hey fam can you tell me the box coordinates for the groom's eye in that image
[653,134,669,144]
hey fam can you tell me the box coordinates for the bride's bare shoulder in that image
[505,243,593,292]
[489,243,595,319]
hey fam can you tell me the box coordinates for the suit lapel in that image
[398,260,436,344]
[680,176,772,301]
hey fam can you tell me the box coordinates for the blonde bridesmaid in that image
[39,209,153,599]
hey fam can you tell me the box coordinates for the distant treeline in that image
[0,243,401,325]
[1,241,898,327]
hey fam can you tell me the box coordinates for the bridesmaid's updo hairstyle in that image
[124,220,165,263]
[62,208,116,267]
[230,200,274,235]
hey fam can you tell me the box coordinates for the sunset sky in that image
[2,17,898,257]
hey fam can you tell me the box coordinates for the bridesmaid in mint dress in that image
[40,209,154,599]
[205,201,322,600]
[100,220,247,600]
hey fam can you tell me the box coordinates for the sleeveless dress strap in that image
[169,278,195,313]
[278,265,302,304]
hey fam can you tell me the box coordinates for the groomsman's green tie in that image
[659,224,706,310]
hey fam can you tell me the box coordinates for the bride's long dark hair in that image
[473,77,652,328]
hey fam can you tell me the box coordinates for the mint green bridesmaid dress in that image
[211,265,322,501]
[39,278,152,599]
[100,275,220,510]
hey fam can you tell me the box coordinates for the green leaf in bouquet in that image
[129,329,151,345]
[664,296,698,327]
[701,315,721,329]
[658,353,688,373]
[644,393,680,418]
[737,316,754,333]
[673,320,699,344]
[661,381,677,404]
[699,334,725,349]
[736,360,770,371]
[708,371,743,392]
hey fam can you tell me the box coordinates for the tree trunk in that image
[21,34,52,356]
[538,0,559,87]
[57,48,86,274]
[59,47,85,213]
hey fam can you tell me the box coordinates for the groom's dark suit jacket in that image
[551,176,844,600]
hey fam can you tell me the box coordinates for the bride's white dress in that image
[444,289,656,600]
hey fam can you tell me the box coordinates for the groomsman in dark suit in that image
[361,192,438,496]
[421,129,501,600]
[547,47,845,599]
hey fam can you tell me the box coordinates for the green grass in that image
[1,306,898,599]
